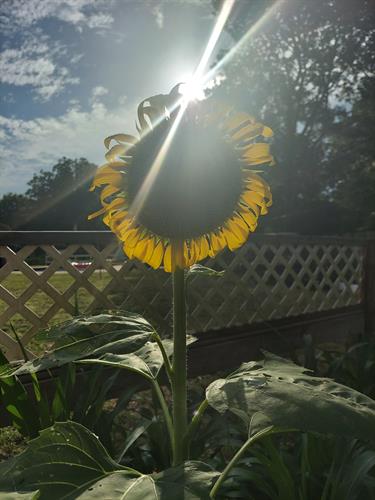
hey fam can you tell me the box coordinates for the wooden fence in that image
[0,231,374,361]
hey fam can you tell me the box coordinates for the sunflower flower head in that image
[89,85,275,272]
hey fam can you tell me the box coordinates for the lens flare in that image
[128,0,236,220]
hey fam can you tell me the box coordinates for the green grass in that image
[0,267,360,355]
[0,271,113,351]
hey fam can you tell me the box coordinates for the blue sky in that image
[0,0,231,196]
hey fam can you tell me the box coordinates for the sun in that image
[178,77,206,102]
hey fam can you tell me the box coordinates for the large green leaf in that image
[0,330,153,378]
[0,422,218,500]
[79,336,196,380]
[206,352,375,442]
[78,340,172,380]
[0,421,138,499]
[37,312,153,346]
[75,462,218,499]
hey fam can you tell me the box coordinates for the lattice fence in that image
[0,232,364,360]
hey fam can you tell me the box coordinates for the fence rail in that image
[0,231,370,360]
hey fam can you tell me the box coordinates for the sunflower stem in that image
[171,240,188,465]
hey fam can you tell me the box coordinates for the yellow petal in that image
[242,143,273,165]
[92,171,123,188]
[163,244,172,272]
[222,228,244,251]
[262,126,274,138]
[197,236,209,260]
[185,240,199,266]
[88,207,106,220]
[132,239,152,262]
[104,134,137,149]
[239,209,258,231]
[208,232,226,257]
[225,112,253,132]
[124,227,142,249]
[231,123,263,142]
[100,185,120,206]
[225,218,245,241]
[148,241,164,269]
[105,144,129,162]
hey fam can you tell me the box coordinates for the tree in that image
[327,77,375,231]
[212,0,375,234]
[0,193,32,230]
[0,158,105,231]
[24,157,104,230]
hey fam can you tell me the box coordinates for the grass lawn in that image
[0,267,359,355]
[0,270,113,351]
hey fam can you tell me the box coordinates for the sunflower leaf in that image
[36,312,154,346]
[2,313,155,378]
[186,264,225,279]
[206,352,375,441]
[0,422,218,500]
[78,336,196,381]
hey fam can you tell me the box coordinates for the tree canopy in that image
[0,158,104,230]
[212,0,375,234]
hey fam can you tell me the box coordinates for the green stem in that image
[152,379,174,453]
[184,399,209,453]
[172,240,188,465]
[209,426,275,498]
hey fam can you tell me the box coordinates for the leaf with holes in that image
[79,336,196,380]
[75,461,218,499]
[0,422,218,500]
[206,352,375,442]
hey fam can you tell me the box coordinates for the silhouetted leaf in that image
[206,352,375,441]
[186,264,224,279]
[79,336,196,381]
[2,314,155,377]
[0,422,218,500]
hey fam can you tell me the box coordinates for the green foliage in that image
[215,433,375,500]
[0,422,218,500]
[2,313,375,498]
[8,313,155,376]
[0,158,103,231]
[212,0,375,234]
[206,351,375,442]
[79,339,174,381]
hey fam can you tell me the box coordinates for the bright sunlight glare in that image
[128,0,235,222]
[179,78,206,102]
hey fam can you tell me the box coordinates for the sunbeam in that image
[203,0,284,85]
[128,0,235,222]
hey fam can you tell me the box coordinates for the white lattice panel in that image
[0,235,364,360]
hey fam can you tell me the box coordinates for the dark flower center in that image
[126,114,242,239]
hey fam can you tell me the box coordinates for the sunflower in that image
[89,85,274,272]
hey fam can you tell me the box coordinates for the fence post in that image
[364,239,375,334]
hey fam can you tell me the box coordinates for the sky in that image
[0,0,232,196]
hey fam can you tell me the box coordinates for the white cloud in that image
[90,85,109,103]
[0,0,114,33]
[152,4,164,29]
[92,86,108,98]
[0,100,136,195]
[0,37,79,101]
